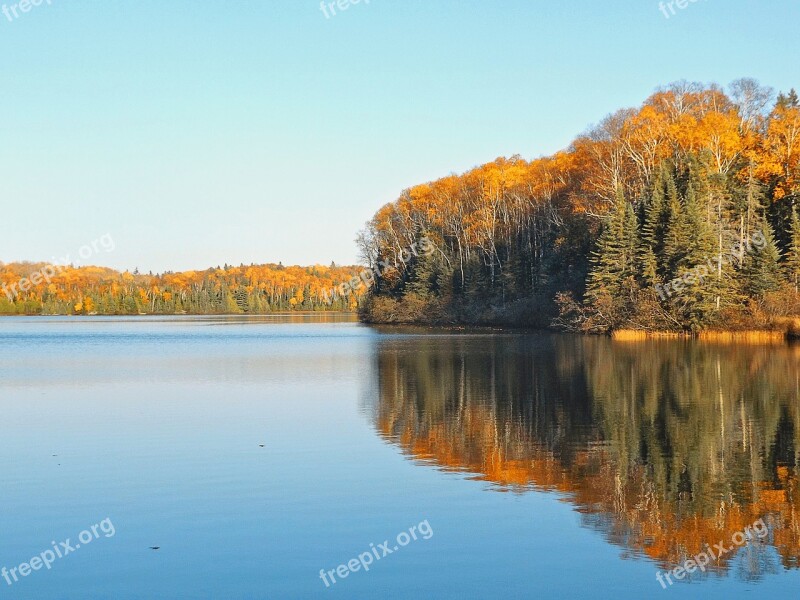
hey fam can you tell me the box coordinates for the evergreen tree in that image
[677,183,725,328]
[777,88,800,109]
[786,208,800,294]
[585,188,639,328]
[742,223,782,296]
[639,166,669,286]
[405,239,441,300]
[661,171,689,279]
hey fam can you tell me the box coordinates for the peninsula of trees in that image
[358,80,800,333]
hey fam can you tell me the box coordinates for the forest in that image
[4,79,800,330]
[358,80,800,333]
[0,262,364,315]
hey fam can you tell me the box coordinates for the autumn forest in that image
[0,263,363,315]
[359,80,800,333]
[4,79,800,333]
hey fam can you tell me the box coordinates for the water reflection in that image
[368,334,800,579]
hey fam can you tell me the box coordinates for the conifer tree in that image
[661,171,688,280]
[639,166,669,286]
[405,243,440,300]
[676,183,725,328]
[585,188,639,328]
[786,208,800,295]
[777,88,800,109]
[742,223,783,297]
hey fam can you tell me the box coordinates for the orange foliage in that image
[0,262,365,314]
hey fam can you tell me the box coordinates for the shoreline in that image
[361,315,800,342]
[2,312,799,343]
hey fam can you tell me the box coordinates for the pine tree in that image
[777,89,800,109]
[585,188,639,328]
[661,171,688,279]
[639,166,669,286]
[786,208,800,294]
[405,240,440,300]
[742,223,782,296]
[677,183,725,328]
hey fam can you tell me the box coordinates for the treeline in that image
[0,262,363,315]
[358,80,800,332]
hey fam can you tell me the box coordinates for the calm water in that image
[1,315,799,599]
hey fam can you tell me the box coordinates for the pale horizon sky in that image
[1,0,798,272]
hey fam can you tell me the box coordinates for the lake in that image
[0,315,798,599]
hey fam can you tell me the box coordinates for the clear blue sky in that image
[1,0,798,272]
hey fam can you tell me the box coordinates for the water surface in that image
[0,315,798,598]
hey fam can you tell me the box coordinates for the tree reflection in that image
[368,334,800,576]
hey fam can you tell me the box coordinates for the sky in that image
[1,0,798,272]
